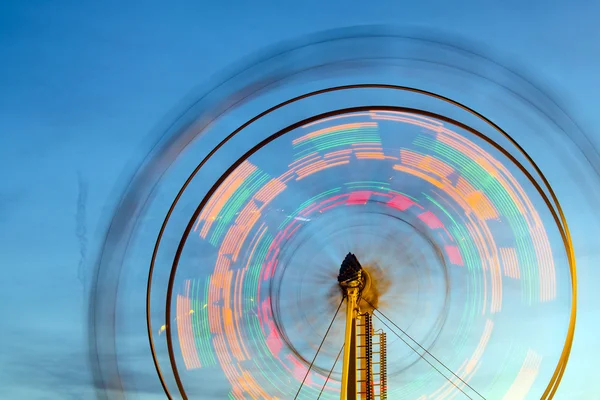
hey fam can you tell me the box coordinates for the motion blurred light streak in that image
[500,247,521,279]
[432,319,493,400]
[196,161,258,239]
[176,281,201,370]
[296,159,351,180]
[157,107,571,399]
[502,350,543,400]
[192,277,216,367]
[444,245,464,266]
[387,192,417,211]
[292,122,377,145]
[83,30,581,400]
[413,131,554,303]
[302,112,374,128]
[394,155,504,314]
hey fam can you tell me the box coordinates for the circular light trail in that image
[153,105,575,400]
[89,28,594,400]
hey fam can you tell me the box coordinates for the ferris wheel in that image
[89,27,600,400]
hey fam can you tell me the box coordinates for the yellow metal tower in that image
[338,253,388,400]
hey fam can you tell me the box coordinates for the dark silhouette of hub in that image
[338,252,363,283]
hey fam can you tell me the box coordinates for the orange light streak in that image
[196,161,257,238]
[292,122,377,145]
[233,267,251,361]
[288,152,320,168]
[296,160,350,180]
[436,131,555,301]
[500,247,521,279]
[355,151,386,160]
[395,160,502,314]
[324,149,353,158]
[393,165,444,189]
[176,280,201,370]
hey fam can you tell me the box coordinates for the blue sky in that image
[1,1,599,398]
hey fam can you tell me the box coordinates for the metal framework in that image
[338,253,388,400]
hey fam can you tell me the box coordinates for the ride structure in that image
[338,253,388,400]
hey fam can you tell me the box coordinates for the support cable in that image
[366,302,486,400]
[370,312,474,400]
[317,343,345,400]
[294,298,344,399]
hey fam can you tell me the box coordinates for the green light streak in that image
[414,135,540,305]
[209,169,271,246]
[278,187,341,230]
[191,277,216,367]
[293,126,380,160]
[344,180,390,192]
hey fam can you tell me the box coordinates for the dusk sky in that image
[1,1,600,399]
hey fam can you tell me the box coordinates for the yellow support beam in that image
[340,283,359,400]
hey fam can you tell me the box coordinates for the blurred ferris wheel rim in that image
[88,25,599,400]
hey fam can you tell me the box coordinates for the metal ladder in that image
[370,330,387,400]
[356,313,372,400]
[355,314,387,400]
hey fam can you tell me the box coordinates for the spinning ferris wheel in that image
[89,27,599,400]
